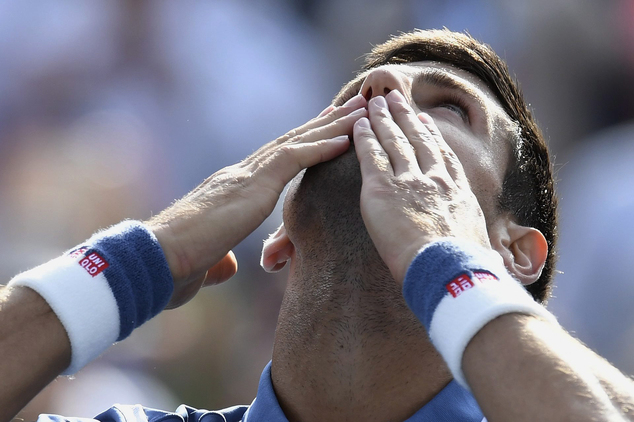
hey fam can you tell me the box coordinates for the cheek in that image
[440,125,503,218]
[439,125,492,175]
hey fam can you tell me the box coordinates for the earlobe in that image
[492,221,548,286]
[261,224,295,273]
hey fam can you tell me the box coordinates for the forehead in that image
[400,61,493,93]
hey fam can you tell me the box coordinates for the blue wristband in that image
[402,238,506,331]
[402,238,557,388]
[8,220,174,374]
[87,222,174,340]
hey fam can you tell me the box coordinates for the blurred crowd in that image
[3,0,634,418]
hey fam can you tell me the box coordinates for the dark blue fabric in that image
[243,362,289,421]
[87,221,174,340]
[37,239,498,422]
[402,238,503,330]
[406,379,483,421]
[37,362,483,422]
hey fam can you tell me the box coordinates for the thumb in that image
[203,251,238,286]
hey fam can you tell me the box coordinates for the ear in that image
[260,223,295,273]
[490,220,548,286]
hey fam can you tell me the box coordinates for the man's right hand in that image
[148,95,368,308]
[353,91,489,284]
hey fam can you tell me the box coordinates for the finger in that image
[386,90,445,174]
[353,117,394,182]
[165,272,207,309]
[251,106,367,167]
[309,94,367,127]
[257,134,352,193]
[317,105,335,118]
[274,94,367,146]
[418,113,469,187]
[297,107,368,145]
[367,96,421,176]
[241,101,367,196]
[203,250,238,286]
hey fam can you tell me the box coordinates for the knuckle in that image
[228,169,253,190]
[390,100,412,115]
[410,132,434,146]
[393,134,410,146]
[414,178,438,193]
[429,127,443,139]
[355,125,375,138]
[445,151,462,167]
[331,106,348,119]
[375,107,392,120]
[279,128,299,144]
[329,106,356,123]
[276,144,297,159]
[427,174,452,191]
[368,147,388,159]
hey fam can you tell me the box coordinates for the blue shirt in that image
[40,362,484,422]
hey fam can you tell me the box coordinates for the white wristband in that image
[9,253,120,374]
[8,221,174,374]
[428,270,556,387]
[402,238,558,388]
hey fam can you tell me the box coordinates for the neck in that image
[270,258,451,422]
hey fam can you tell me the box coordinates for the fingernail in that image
[372,96,388,109]
[418,112,433,124]
[387,90,405,103]
[331,135,350,142]
[348,107,367,117]
[318,105,334,117]
[343,94,365,109]
[356,117,371,128]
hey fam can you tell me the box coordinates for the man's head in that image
[264,29,557,303]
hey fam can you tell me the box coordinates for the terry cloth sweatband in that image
[7,220,173,374]
[402,237,557,388]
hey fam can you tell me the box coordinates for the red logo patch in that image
[446,274,475,297]
[72,250,109,277]
[446,271,498,298]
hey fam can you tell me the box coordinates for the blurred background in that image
[3,0,634,418]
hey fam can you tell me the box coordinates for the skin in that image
[268,63,512,422]
[267,62,634,422]
[1,61,634,422]
[0,101,367,421]
[347,66,634,421]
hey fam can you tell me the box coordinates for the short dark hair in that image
[337,29,558,302]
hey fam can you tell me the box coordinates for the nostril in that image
[364,87,372,101]
[383,87,391,96]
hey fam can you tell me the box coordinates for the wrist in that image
[7,221,174,374]
[402,237,557,388]
[147,220,189,285]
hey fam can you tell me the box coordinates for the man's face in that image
[342,61,514,224]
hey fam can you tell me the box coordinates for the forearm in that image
[0,286,70,422]
[398,238,634,420]
[463,313,634,422]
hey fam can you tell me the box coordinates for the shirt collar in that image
[244,362,483,422]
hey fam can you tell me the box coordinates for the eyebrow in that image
[414,68,483,104]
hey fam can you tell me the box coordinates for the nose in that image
[359,67,411,101]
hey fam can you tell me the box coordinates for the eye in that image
[434,95,470,123]
[439,103,465,115]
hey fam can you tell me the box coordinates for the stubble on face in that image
[275,60,514,380]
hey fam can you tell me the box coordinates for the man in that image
[1,29,633,421]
